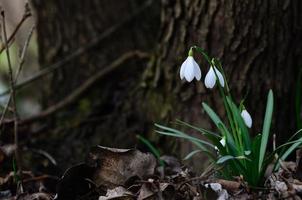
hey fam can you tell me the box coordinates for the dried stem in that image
[3,50,149,126]
[0,4,33,130]
[1,9,22,184]
[0,3,31,54]
[15,24,35,80]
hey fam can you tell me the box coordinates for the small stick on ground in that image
[1,8,23,188]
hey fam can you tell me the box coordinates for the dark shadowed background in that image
[0,0,302,175]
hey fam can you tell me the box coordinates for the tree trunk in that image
[140,0,302,162]
[31,0,302,169]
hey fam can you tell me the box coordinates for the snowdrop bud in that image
[180,56,201,82]
[215,137,226,150]
[241,109,252,128]
[220,137,226,147]
[204,67,224,89]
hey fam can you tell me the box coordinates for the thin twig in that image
[1,9,22,184]
[0,0,153,97]
[2,50,149,126]
[0,97,12,127]
[0,3,31,54]
[29,148,57,166]
[177,163,216,190]
[19,51,149,124]
[15,24,35,80]
[0,25,35,131]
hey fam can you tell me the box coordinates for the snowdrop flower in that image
[215,137,226,150]
[204,66,225,88]
[219,137,226,147]
[180,55,201,82]
[241,109,252,128]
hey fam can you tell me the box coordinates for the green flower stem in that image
[192,46,212,64]
[212,58,231,95]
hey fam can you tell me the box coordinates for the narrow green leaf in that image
[155,130,215,149]
[226,96,251,150]
[183,150,202,160]
[217,155,235,164]
[154,123,217,160]
[280,140,302,161]
[273,137,302,170]
[175,119,220,138]
[174,119,222,146]
[217,123,237,155]
[217,155,250,164]
[258,90,274,172]
[136,134,164,166]
[202,102,236,150]
[202,102,223,126]
[154,124,216,149]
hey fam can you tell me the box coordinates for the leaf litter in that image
[2,145,302,199]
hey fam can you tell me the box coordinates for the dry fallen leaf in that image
[87,146,156,188]
[137,183,155,200]
[17,192,53,200]
[99,186,134,200]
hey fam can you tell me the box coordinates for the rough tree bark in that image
[31,0,302,169]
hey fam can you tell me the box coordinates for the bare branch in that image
[0,25,35,129]
[1,8,22,185]
[2,50,149,126]
[0,2,31,54]
[0,0,153,97]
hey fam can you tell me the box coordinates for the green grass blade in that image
[155,124,216,148]
[217,123,237,155]
[155,130,215,149]
[217,155,251,164]
[174,119,222,146]
[183,150,202,160]
[280,140,302,161]
[258,90,274,172]
[202,102,236,149]
[175,119,220,138]
[226,96,251,150]
[136,134,165,166]
[202,102,223,126]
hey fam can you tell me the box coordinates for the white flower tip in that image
[220,137,226,147]
[241,109,252,128]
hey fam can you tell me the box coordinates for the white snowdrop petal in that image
[214,67,225,87]
[180,58,187,80]
[184,57,195,82]
[193,61,201,80]
[219,138,226,147]
[204,67,216,88]
[241,110,252,128]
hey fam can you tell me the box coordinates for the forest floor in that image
[1,145,302,200]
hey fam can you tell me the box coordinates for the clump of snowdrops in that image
[155,46,302,187]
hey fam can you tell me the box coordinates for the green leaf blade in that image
[258,90,274,172]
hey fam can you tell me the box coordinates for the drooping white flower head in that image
[204,66,225,89]
[180,56,201,82]
[241,109,252,128]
